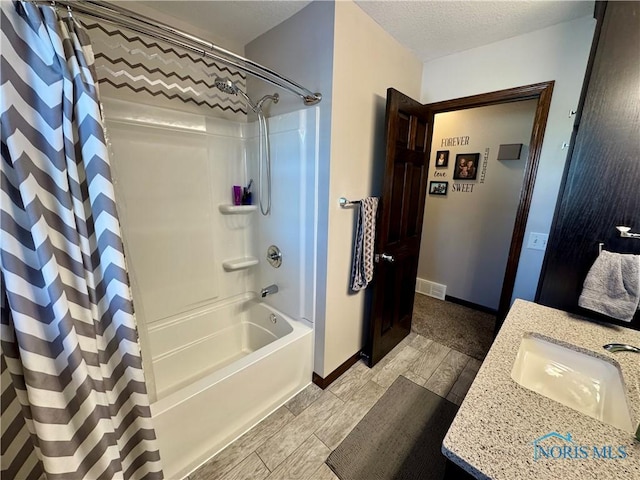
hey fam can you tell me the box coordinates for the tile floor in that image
[188,332,483,480]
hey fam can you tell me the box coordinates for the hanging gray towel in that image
[350,197,379,292]
[578,250,640,322]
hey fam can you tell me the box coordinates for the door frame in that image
[425,81,554,328]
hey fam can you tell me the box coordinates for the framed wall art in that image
[435,150,449,168]
[453,153,480,180]
[429,181,448,196]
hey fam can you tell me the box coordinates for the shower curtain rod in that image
[32,0,322,106]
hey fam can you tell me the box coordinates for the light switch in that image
[527,232,548,251]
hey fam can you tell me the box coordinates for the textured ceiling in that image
[140,0,594,62]
[356,1,594,61]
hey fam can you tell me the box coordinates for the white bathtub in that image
[149,297,313,479]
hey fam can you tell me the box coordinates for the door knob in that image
[376,253,395,263]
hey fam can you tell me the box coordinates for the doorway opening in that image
[413,99,539,359]
[423,82,554,352]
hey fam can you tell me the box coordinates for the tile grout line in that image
[261,431,315,474]
[255,454,270,478]
[247,404,296,474]
[425,350,472,398]
[208,404,295,480]
[314,433,332,452]
[255,449,273,474]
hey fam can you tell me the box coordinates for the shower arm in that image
[35,0,322,106]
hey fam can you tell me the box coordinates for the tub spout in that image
[261,284,278,298]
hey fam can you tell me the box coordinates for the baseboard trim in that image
[312,351,361,390]
[444,295,498,316]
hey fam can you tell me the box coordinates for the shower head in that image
[214,77,239,95]
[214,77,257,111]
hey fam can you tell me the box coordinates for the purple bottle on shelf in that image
[232,185,243,205]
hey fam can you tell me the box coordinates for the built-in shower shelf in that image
[218,205,257,214]
[222,257,259,271]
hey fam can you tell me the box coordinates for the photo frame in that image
[435,150,449,168]
[429,181,448,196]
[453,153,480,180]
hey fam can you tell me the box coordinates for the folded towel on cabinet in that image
[578,250,640,322]
[350,197,379,292]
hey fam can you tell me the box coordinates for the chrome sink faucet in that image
[260,284,278,298]
[603,343,640,353]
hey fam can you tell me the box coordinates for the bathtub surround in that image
[104,96,317,478]
[251,108,319,326]
[0,3,162,478]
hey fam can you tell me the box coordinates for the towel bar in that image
[616,226,640,239]
[599,225,640,254]
[339,197,361,207]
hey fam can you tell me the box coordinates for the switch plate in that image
[527,232,548,251]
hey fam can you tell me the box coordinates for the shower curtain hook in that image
[66,5,73,18]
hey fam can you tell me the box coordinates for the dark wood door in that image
[537,1,640,328]
[365,88,432,366]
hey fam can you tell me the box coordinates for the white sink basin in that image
[511,333,634,432]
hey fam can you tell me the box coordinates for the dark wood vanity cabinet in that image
[537,1,640,329]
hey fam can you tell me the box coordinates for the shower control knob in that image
[266,245,282,268]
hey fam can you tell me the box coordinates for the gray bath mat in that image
[326,375,458,480]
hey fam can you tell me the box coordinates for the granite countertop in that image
[442,299,640,479]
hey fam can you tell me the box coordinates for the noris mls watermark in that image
[532,432,628,461]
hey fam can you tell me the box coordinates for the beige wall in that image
[320,1,423,376]
[418,100,538,310]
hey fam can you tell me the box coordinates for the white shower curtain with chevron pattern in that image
[0,2,163,479]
